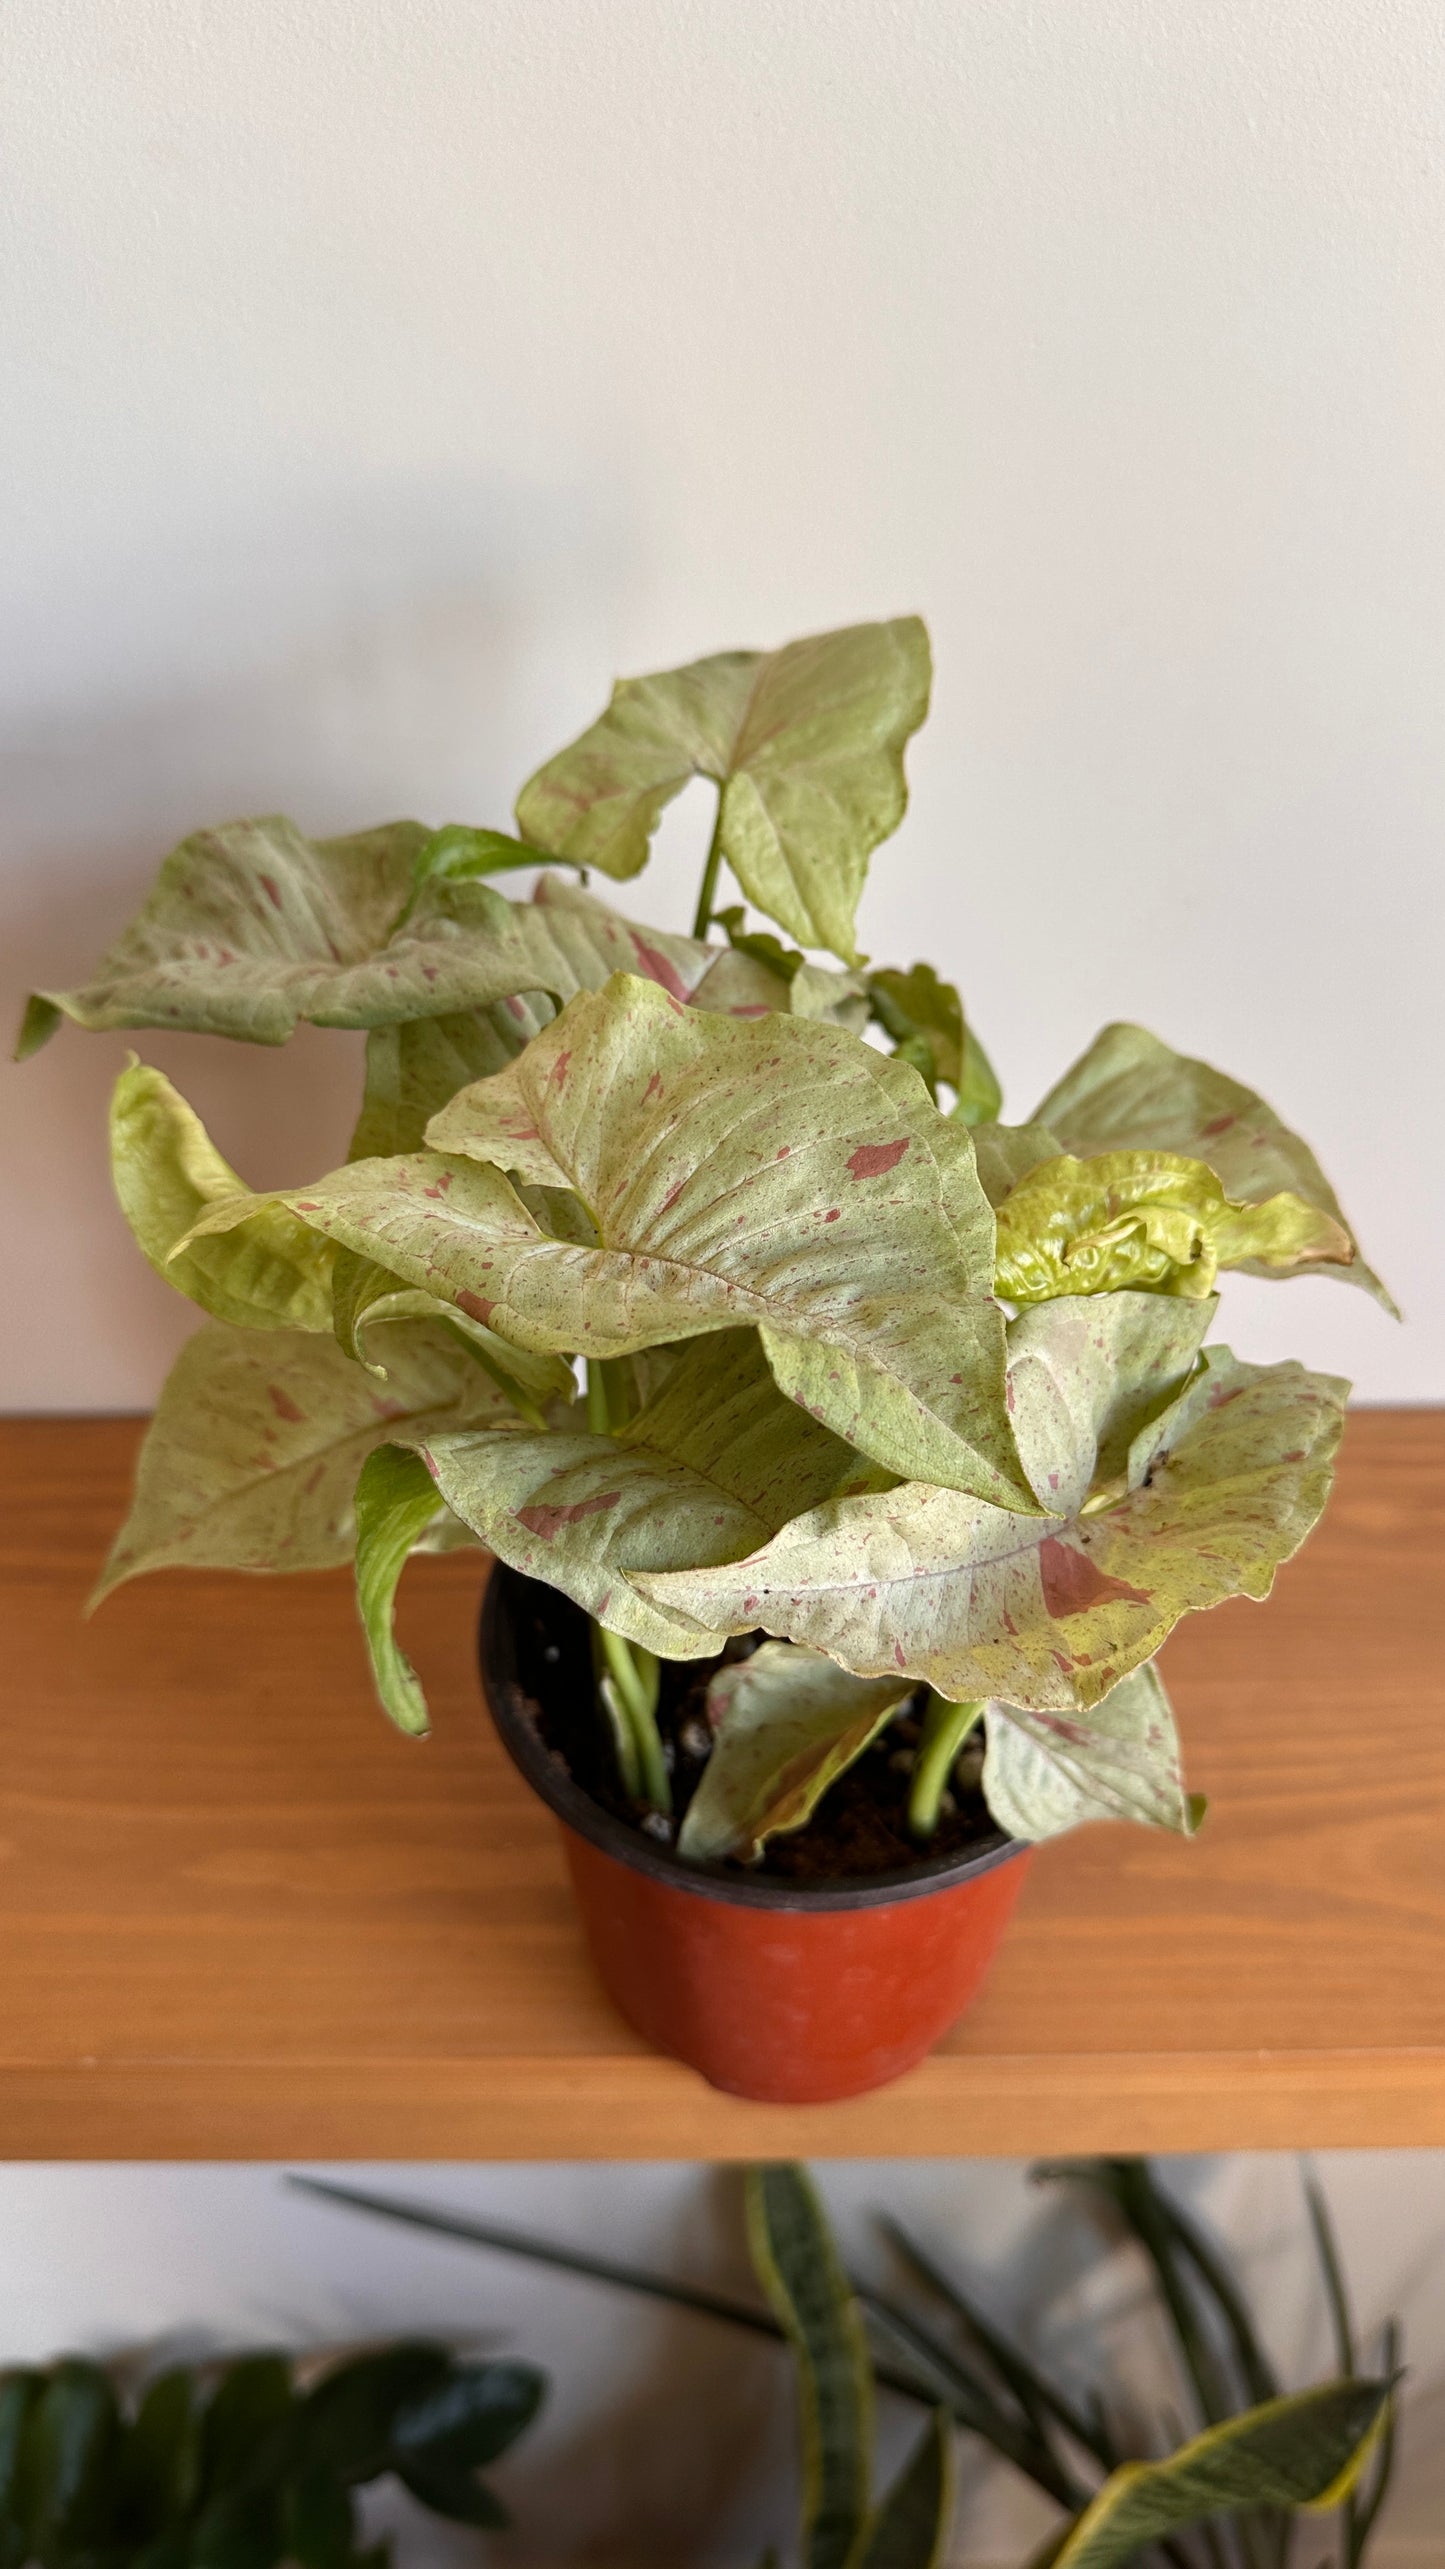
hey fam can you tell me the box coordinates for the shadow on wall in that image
[0,484,630,1409]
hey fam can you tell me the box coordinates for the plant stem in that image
[599,1625,670,1812]
[909,1696,983,1837]
[691,792,727,939]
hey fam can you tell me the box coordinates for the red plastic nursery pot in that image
[479,1565,1032,2105]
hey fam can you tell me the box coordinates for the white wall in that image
[0,2155,1441,2567]
[2,0,1443,1407]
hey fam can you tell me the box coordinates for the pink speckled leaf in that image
[426,1332,855,1658]
[423,973,1026,1504]
[1035,1021,1393,1309]
[515,619,931,962]
[93,1316,516,1602]
[637,1306,1349,1714]
[677,1642,913,1862]
[15,821,722,1052]
[982,1660,1200,1840]
[110,1058,334,1332]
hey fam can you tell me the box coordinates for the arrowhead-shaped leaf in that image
[1036,1021,1392,1308]
[15,820,725,1050]
[515,619,932,962]
[344,876,867,1160]
[994,1150,1353,1302]
[111,1060,334,1330]
[423,974,1026,1501]
[677,1642,913,1861]
[637,1306,1348,1711]
[191,977,1025,1499]
[93,1317,517,1602]
[425,1332,855,1658]
[982,1661,1200,1841]
[1050,2378,1391,2569]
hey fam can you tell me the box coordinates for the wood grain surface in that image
[1,1410,1442,2159]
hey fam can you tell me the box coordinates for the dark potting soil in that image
[498,1573,997,1885]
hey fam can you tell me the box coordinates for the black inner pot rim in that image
[478,1563,1025,1914]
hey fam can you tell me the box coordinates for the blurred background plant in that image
[298,2156,1398,2569]
[0,2337,543,2569]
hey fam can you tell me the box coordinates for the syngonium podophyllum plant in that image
[20,619,1392,1866]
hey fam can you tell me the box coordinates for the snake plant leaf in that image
[853,2412,954,2569]
[425,1332,854,1658]
[92,1317,518,1603]
[1036,1020,1393,1309]
[352,1445,447,1734]
[637,1322,1348,1713]
[422,973,1027,1503]
[17,819,713,1051]
[1050,2377,1391,2569]
[111,1059,334,1331]
[744,2166,872,2569]
[995,1151,1354,1303]
[982,1661,1201,1841]
[677,1643,914,1862]
[515,619,932,962]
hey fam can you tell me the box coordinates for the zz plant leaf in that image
[515,618,931,960]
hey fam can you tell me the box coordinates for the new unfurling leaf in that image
[994,1149,1352,1303]
[1035,1020,1391,1307]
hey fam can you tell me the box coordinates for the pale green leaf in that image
[352,1444,445,1734]
[93,1317,518,1602]
[420,973,1026,1503]
[1004,1291,1216,1517]
[1050,2378,1391,2569]
[995,1150,1353,1302]
[425,1332,854,1658]
[349,1001,552,1161]
[1036,1020,1393,1309]
[677,1642,913,1862]
[16,819,721,1048]
[867,964,999,1123]
[982,1661,1200,1841]
[971,1122,1065,1209]
[515,619,932,962]
[745,2166,872,2569]
[110,1059,334,1330]
[637,1311,1349,1713]
[853,2413,953,2569]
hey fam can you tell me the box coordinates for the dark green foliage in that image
[0,2342,544,2569]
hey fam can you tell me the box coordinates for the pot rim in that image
[479,1561,1025,1914]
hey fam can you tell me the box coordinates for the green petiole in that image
[909,1693,984,1838]
[586,1357,671,1815]
[690,793,727,939]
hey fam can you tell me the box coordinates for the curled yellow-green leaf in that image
[994,1150,1353,1303]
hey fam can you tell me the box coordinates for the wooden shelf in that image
[2,1410,1443,2160]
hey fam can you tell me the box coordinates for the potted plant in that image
[19,618,1388,2103]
